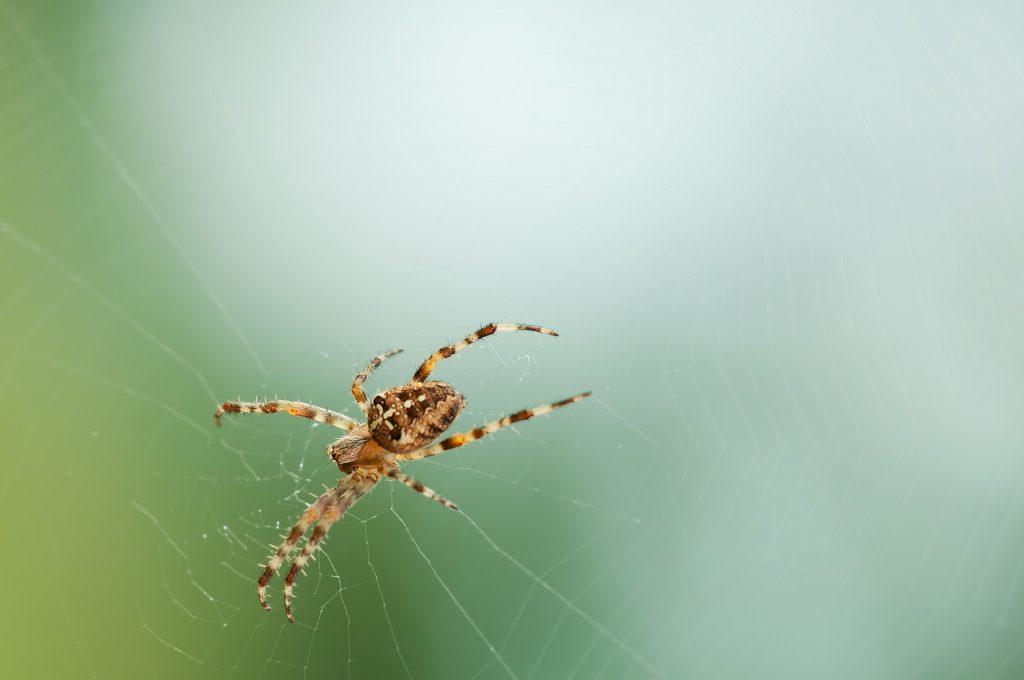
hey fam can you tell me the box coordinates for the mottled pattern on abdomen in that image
[368,381,465,453]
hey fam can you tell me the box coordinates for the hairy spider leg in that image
[215,399,358,431]
[256,486,337,610]
[385,467,459,510]
[396,391,591,462]
[282,471,379,622]
[351,348,403,413]
[412,323,558,383]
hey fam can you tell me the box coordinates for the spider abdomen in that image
[368,381,465,453]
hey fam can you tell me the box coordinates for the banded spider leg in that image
[215,399,358,431]
[257,471,380,621]
[412,323,558,382]
[396,391,591,462]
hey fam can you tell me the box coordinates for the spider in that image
[215,322,590,622]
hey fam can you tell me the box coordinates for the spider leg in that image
[215,399,358,431]
[351,348,403,413]
[412,323,558,382]
[396,391,591,462]
[256,486,338,610]
[281,470,380,622]
[385,467,459,510]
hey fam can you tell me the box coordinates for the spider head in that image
[329,424,394,474]
[328,425,372,469]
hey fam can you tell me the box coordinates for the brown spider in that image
[215,323,590,622]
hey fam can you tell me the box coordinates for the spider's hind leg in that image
[352,348,403,413]
[397,391,591,462]
[412,323,558,382]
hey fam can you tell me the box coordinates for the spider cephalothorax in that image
[214,322,589,622]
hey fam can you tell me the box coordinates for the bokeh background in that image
[2,1,1024,678]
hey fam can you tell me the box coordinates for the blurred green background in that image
[2,1,1024,678]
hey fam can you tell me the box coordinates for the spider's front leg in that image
[277,469,380,622]
[256,487,335,611]
[215,399,358,431]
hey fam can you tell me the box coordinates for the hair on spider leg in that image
[214,322,588,621]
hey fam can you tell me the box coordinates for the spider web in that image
[3,1,1024,678]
